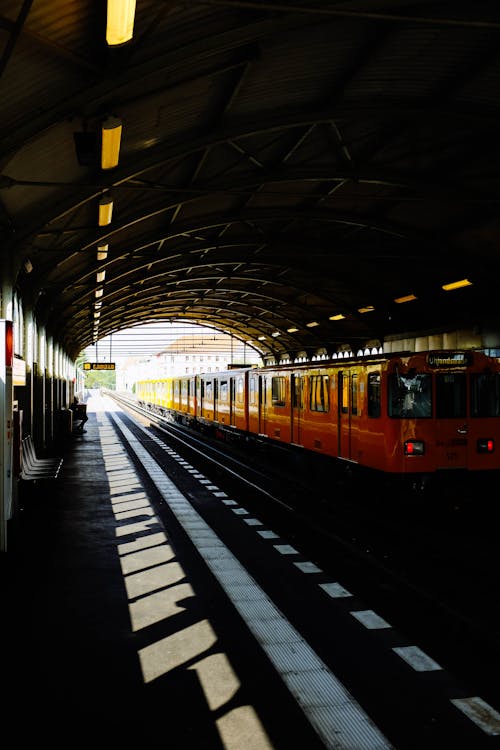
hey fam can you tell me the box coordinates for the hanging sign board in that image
[83,362,116,370]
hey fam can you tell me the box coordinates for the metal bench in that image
[20,435,63,481]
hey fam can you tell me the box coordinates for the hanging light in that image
[97,244,109,261]
[98,196,113,226]
[101,116,122,169]
[442,278,472,291]
[394,294,417,304]
[106,0,136,46]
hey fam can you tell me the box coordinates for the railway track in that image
[108,390,500,710]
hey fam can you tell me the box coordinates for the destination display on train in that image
[83,362,116,370]
[427,352,472,367]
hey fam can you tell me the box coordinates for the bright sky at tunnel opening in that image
[82,321,260,363]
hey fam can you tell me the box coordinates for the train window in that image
[436,373,466,418]
[249,376,257,405]
[368,373,381,417]
[292,375,304,409]
[471,372,500,417]
[206,381,213,399]
[272,376,286,406]
[220,380,228,401]
[351,374,358,415]
[237,376,244,403]
[341,374,348,414]
[174,380,180,398]
[388,372,431,418]
[310,375,330,412]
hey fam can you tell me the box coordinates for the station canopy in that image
[2,2,500,362]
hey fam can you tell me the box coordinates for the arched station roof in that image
[1,1,500,361]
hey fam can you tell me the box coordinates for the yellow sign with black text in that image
[83,362,116,370]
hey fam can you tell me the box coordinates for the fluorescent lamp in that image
[94,312,100,319]
[358,305,375,313]
[98,196,113,226]
[106,0,136,46]
[442,279,472,291]
[394,294,417,304]
[96,270,106,283]
[95,288,104,299]
[97,244,109,261]
[287,327,298,333]
[306,321,319,328]
[271,331,281,337]
[258,336,266,341]
[329,314,345,321]
[101,116,122,169]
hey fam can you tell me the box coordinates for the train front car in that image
[383,350,500,482]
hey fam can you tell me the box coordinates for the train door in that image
[213,378,219,421]
[259,375,267,435]
[196,377,202,417]
[181,377,189,412]
[291,374,304,445]
[248,373,259,433]
[230,376,236,426]
[434,370,468,468]
[337,370,359,460]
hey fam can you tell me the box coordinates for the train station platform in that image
[4,393,500,750]
[1,393,333,749]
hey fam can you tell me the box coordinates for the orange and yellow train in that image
[136,349,500,481]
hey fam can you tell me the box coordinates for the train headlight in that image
[404,440,425,456]
[477,438,494,454]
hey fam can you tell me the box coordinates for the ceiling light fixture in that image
[98,196,113,226]
[97,244,109,261]
[394,294,417,304]
[106,0,137,46]
[101,116,122,169]
[95,288,104,299]
[442,278,472,291]
[287,327,299,333]
[329,314,345,321]
[306,321,319,327]
[358,305,375,313]
[96,270,106,283]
